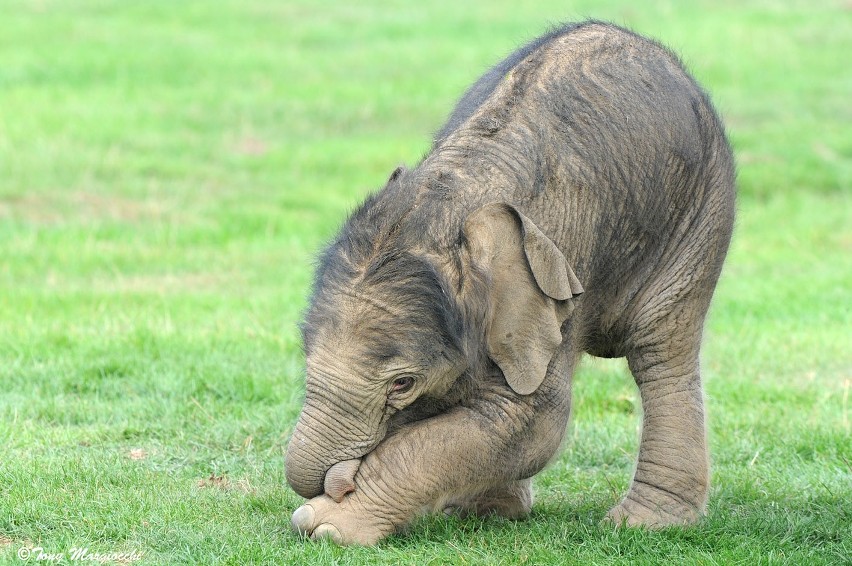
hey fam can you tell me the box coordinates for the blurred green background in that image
[1,0,849,563]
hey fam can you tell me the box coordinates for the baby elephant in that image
[286,21,735,545]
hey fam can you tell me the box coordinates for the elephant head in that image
[285,197,583,499]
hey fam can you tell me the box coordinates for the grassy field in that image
[1,0,849,564]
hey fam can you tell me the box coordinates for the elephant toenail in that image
[291,505,315,535]
[311,523,343,544]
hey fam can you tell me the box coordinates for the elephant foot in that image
[444,479,534,520]
[291,494,394,546]
[606,483,703,528]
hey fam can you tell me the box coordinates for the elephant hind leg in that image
[444,478,534,520]
[608,325,710,527]
[605,200,729,527]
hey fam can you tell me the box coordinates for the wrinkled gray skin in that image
[286,21,735,545]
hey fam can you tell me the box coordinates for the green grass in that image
[0,0,849,564]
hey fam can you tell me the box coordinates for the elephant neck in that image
[395,135,536,254]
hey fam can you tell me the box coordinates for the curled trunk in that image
[285,403,385,499]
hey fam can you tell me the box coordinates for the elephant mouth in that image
[323,459,362,502]
[286,434,381,499]
[285,401,391,499]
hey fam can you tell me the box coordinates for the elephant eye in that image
[390,375,415,394]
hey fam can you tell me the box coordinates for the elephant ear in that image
[463,203,584,395]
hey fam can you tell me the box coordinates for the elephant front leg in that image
[291,398,564,545]
[443,478,534,519]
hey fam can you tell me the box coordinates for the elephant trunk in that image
[285,422,327,499]
[285,402,385,499]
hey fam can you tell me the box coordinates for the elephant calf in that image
[286,21,735,545]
